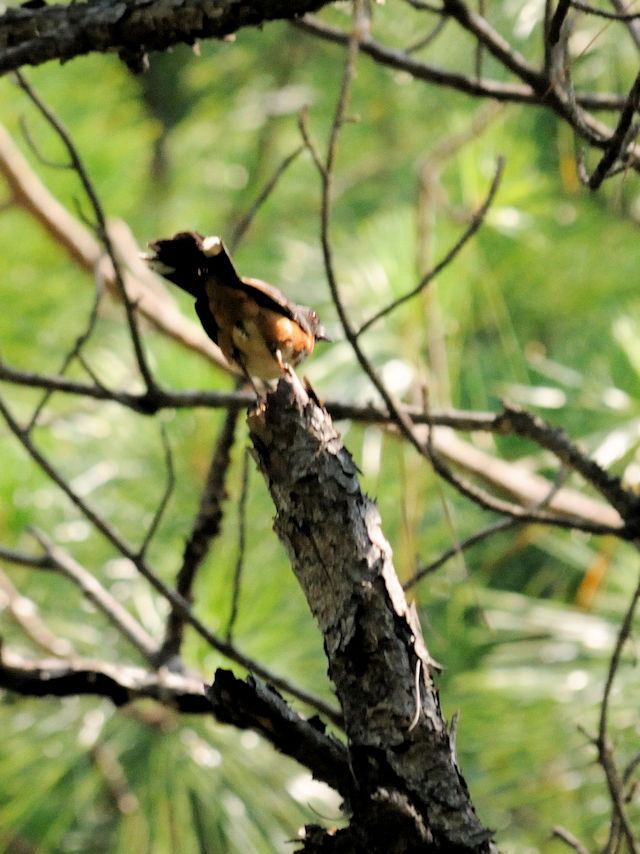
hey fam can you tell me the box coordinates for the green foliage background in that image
[1,2,640,851]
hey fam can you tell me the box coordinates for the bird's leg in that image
[274,349,295,378]
[234,353,262,398]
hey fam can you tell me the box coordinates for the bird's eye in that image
[310,311,317,321]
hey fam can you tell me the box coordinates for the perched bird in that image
[145,232,330,384]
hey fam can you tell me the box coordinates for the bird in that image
[144,232,330,385]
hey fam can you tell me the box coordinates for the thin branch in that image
[587,69,640,189]
[225,445,250,643]
[596,571,640,854]
[0,647,211,713]
[297,104,326,175]
[295,15,545,105]
[405,464,568,588]
[0,359,629,531]
[475,0,486,78]
[30,527,158,663]
[356,157,504,337]
[0,389,342,724]
[422,420,619,535]
[0,543,55,568]
[405,15,448,54]
[548,0,572,44]
[158,400,241,665]
[18,114,72,170]
[229,144,305,250]
[404,517,520,589]
[0,566,74,656]
[207,669,351,797]
[491,403,639,521]
[610,0,640,50]
[26,262,104,432]
[0,122,231,372]
[551,826,592,854]
[0,360,251,412]
[295,14,626,112]
[572,0,640,19]
[302,28,626,538]
[14,71,156,393]
[138,425,175,559]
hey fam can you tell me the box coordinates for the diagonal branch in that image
[247,373,497,852]
[595,571,640,854]
[30,527,158,663]
[207,669,350,797]
[15,72,156,393]
[158,401,241,664]
[587,69,640,189]
[356,158,504,337]
[0,389,341,723]
[0,121,231,373]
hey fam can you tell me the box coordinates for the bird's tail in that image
[144,231,210,297]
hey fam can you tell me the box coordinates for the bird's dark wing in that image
[194,295,220,346]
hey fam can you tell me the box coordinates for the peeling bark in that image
[248,374,496,853]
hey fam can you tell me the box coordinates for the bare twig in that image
[405,15,448,54]
[0,566,74,656]
[18,113,72,170]
[138,425,175,559]
[587,70,640,189]
[491,403,639,521]
[404,517,520,588]
[595,572,640,854]
[26,265,104,432]
[30,527,158,663]
[0,122,230,372]
[229,144,305,250]
[356,158,504,337]
[475,0,486,78]
[0,543,55,568]
[295,14,626,112]
[548,0,572,44]
[551,825,592,854]
[14,72,156,392]
[225,445,250,643]
[158,400,241,665]
[572,0,640,19]
[610,0,640,50]
[0,356,631,530]
[405,464,568,588]
[0,647,211,712]
[302,28,625,537]
[0,389,342,723]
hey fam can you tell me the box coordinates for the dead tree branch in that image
[0,647,211,712]
[248,373,496,853]
[207,669,350,798]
